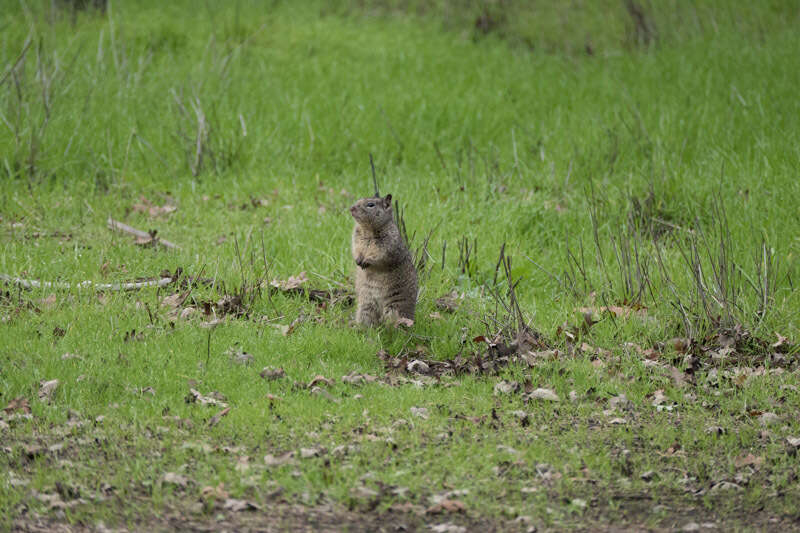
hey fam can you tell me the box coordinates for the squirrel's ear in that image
[383,194,392,207]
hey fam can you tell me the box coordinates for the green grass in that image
[1,1,799,530]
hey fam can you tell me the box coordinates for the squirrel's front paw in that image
[355,254,371,269]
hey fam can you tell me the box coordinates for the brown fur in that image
[350,194,417,326]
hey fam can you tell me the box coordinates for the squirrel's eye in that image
[366,203,375,208]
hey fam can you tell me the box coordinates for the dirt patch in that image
[13,504,505,533]
[13,502,798,532]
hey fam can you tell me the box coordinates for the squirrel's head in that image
[350,194,393,230]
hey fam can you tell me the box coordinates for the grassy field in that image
[2,1,799,531]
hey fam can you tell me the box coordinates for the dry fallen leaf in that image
[388,501,424,515]
[3,396,31,415]
[162,472,188,488]
[524,350,559,365]
[223,498,260,512]
[201,483,229,501]
[493,380,520,395]
[350,485,380,501]
[406,359,430,374]
[310,387,340,403]
[270,272,309,291]
[608,394,629,411]
[758,412,780,426]
[260,367,286,380]
[264,452,296,467]
[710,481,741,492]
[771,333,788,349]
[134,234,156,247]
[38,380,59,402]
[132,196,177,218]
[208,407,231,427]
[227,350,254,366]
[300,447,323,459]
[341,372,377,385]
[429,524,466,533]
[734,453,763,468]
[526,388,559,402]
[571,498,588,509]
[669,337,692,353]
[564,394,580,406]
[410,407,429,420]
[651,389,669,407]
[394,316,414,328]
[160,291,189,311]
[426,499,466,514]
[186,388,228,408]
[435,291,461,313]
[496,444,519,455]
[308,375,334,388]
[668,366,689,387]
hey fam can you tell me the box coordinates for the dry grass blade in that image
[369,152,379,196]
[0,36,32,88]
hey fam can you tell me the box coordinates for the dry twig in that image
[107,217,180,250]
[0,273,174,292]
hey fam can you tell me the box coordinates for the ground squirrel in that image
[350,194,417,326]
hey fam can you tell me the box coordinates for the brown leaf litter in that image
[268,271,353,306]
[260,367,286,380]
[185,388,228,408]
[131,196,178,218]
[379,328,549,379]
[4,396,32,415]
[435,291,462,313]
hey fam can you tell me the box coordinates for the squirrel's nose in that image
[349,206,357,214]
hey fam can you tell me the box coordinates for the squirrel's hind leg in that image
[356,299,381,326]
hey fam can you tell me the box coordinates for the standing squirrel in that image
[350,194,417,326]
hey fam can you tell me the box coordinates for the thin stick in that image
[260,231,278,316]
[133,132,169,170]
[369,153,379,196]
[521,252,563,288]
[0,273,174,291]
[179,264,206,309]
[433,142,447,171]
[205,329,212,370]
[0,37,32,88]
[377,105,404,152]
[107,217,180,250]
[233,233,246,288]
[492,242,506,286]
